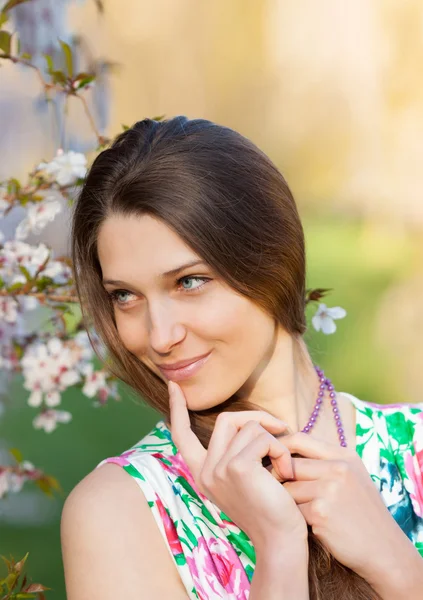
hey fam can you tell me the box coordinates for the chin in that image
[181,380,237,412]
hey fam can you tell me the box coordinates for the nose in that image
[147,299,187,355]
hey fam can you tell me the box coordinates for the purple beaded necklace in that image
[301,365,347,447]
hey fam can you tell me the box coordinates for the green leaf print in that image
[356,424,372,437]
[176,476,202,502]
[123,463,146,481]
[200,503,218,526]
[226,530,256,563]
[245,563,255,583]
[379,447,394,462]
[182,519,198,549]
[355,442,366,458]
[384,412,414,447]
[174,553,187,566]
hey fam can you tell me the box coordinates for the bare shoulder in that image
[61,462,189,599]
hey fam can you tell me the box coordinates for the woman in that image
[62,116,423,599]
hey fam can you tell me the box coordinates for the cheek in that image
[114,312,148,355]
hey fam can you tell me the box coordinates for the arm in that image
[61,463,189,600]
[250,536,309,600]
[358,530,423,600]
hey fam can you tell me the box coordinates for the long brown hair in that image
[71,116,379,599]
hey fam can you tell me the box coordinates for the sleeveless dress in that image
[96,394,423,599]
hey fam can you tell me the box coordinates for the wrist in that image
[251,537,309,600]
[254,532,309,561]
[358,535,423,600]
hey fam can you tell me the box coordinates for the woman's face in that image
[97,214,278,410]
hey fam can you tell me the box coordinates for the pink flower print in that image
[186,536,250,599]
[155,494,184,557]
[186,537,229,599]
[153,451,197,489]
[208,537,250,596]
[104,449,137,468]
[404,424,423,517]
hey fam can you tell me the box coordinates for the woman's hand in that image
[168,381,308,549]
[281,432,416,581]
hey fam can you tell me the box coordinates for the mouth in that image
[157,351,212,382]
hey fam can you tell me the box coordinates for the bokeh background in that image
[1,0,423,597]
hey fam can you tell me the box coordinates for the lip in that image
[157,351,212,382]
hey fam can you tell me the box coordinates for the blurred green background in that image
[2,0,423,597]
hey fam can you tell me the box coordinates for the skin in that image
[98,213,355,443]
[77,212,423,598]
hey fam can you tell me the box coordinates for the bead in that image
[302,366,346,448]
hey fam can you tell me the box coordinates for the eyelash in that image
[107,276,211,306]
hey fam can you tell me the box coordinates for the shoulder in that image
[342,391,423,423]
[61,461,188,598]
[343,391,423,449]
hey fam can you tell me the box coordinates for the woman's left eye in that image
[177,276,210,292]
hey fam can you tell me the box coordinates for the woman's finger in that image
[205,411,291,473]
[229,432,294,481]
[168,381,206,479]
[282,479,320,504]
[282,432,348,460]
[217,421,294,480]
[291,457,335,480]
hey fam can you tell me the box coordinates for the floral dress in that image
[97,394,423,599]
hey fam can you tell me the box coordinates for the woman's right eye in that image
[108,290,137,306]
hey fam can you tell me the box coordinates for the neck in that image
[234,329,321,434]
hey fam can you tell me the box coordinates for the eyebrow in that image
[102,260,207,286]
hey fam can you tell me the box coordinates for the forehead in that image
[97,214,200,278]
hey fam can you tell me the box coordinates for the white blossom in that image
[0,240,71,287]
[33,409,72,433]
[81,363,108,398]
[73,330,95,361]
[21,460,35,472]
[22,338,81,410]
[0,186,9,217]
[37,150,87,187]
[0,298,19,324]
[15,198,62,240]
[312,303,347,335]
[6,471,25,494]
[0,471,9,498]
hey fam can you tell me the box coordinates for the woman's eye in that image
[109,290,136,305]
[178,276,209,292]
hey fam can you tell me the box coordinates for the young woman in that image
[62,117,423,599]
